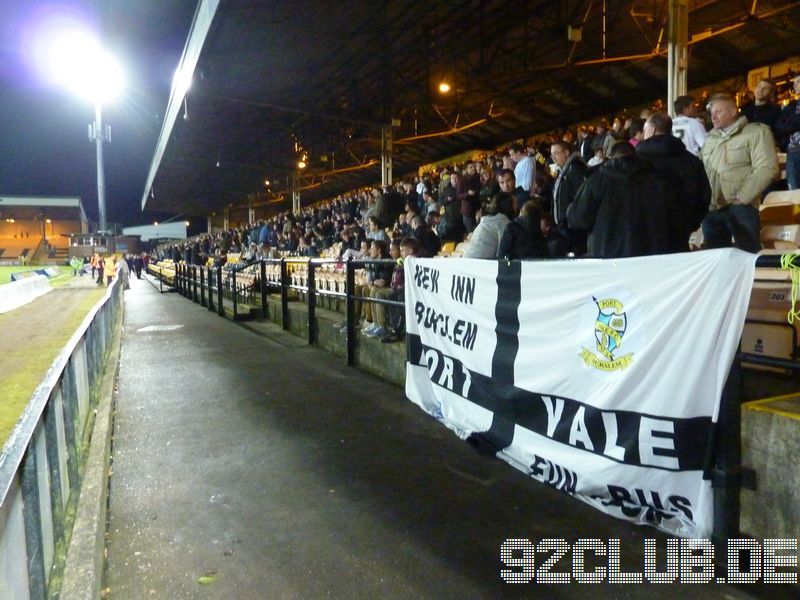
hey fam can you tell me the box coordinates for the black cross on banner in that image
[405,261,715,473]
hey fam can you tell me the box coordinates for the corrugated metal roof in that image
[143,0,800,216]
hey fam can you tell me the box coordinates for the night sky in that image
[0,0,198,228]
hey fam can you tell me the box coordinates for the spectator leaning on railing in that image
[358,239,393,336]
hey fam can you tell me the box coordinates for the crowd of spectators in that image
[152,80,800,338]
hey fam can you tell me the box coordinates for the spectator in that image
[496,168,516,194]
[410,214,441,257]
[367,238,403,339]
[498,200,549,260]
[577,126,595,163]
[360,239,394,337]
[540,213,569,258]
[508,143,534,206]
[636,113,711,251]
[460,161,482,233]
[700,94,779,253]
[742,79,782,138]
[587,147,605,168]
[550,140,589,256]
[377,237,421,343]
[437,172,466,242]
[366,215,388,242]
[627,118,645,147]
[464,192,516,259]
[777,74,800,190]
[567,142,680,258]
[672,95,707,157]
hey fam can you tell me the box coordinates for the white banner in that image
[404,249,757,537]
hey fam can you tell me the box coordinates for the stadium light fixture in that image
[38,24,124,235]
[438,81,451,94]
[297,160,307,169]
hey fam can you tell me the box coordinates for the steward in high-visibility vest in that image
[104,256,117,286]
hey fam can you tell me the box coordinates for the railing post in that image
[280,259,289,330]
[712,347,743,547]
[193,265,199,302]
[345,258,356,366]
[232,269,238,320]
[260,259,267,318]
[200,267,206,307]
[307,261,316,344]
[217,266,224,317]
[21,443,47,600]
[207,266,214,312]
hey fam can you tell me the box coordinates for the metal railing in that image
[0,278,122,599]
[160,257,405,363]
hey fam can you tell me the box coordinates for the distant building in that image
[0,196,87,265]
[122,222,187,242]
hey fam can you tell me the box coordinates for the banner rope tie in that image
[780,252,800,325]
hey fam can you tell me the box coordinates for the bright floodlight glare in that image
[438,81,451,94]
[44,29,124,104]
[297,160,307,169]
[173,67,192,97]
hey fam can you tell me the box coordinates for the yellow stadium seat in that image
[439,242,456,256]
[760,224,800,250]
[759,190,800,225]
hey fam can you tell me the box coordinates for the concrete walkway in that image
[105,277,792,599]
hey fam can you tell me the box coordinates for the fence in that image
[0,278,122,599]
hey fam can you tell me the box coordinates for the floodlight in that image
[438,81,451,94]
[44,30,124,104]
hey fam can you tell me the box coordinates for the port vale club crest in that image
[580,297,634,371]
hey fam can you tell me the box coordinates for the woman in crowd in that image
[463,192,516,259]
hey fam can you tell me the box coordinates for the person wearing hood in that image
[464,192,516,259]
[566,142,679,258]
[635,113,711,251]
[700,94,778,253]
[551,140,589,255]
[497,200,549,260]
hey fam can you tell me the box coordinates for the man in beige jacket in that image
[700,94,778,253]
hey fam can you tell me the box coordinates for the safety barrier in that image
[0,274,52,314]
[0,278,122,599]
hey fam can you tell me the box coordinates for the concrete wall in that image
[741,396,800,539]
[262,295,406,388]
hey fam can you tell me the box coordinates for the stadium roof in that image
[0,196,86,222]
[142,0,800,217]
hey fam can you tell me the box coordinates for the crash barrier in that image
[168,257,405,364]
[0,274,52,314]
[152,252,800,543]
[9,268,60,283]
[0,278,122,599]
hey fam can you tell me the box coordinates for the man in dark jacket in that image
[635,113,710,251]
[550,141,589,255]
[566,142,680,259]
[437,172,466,242]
